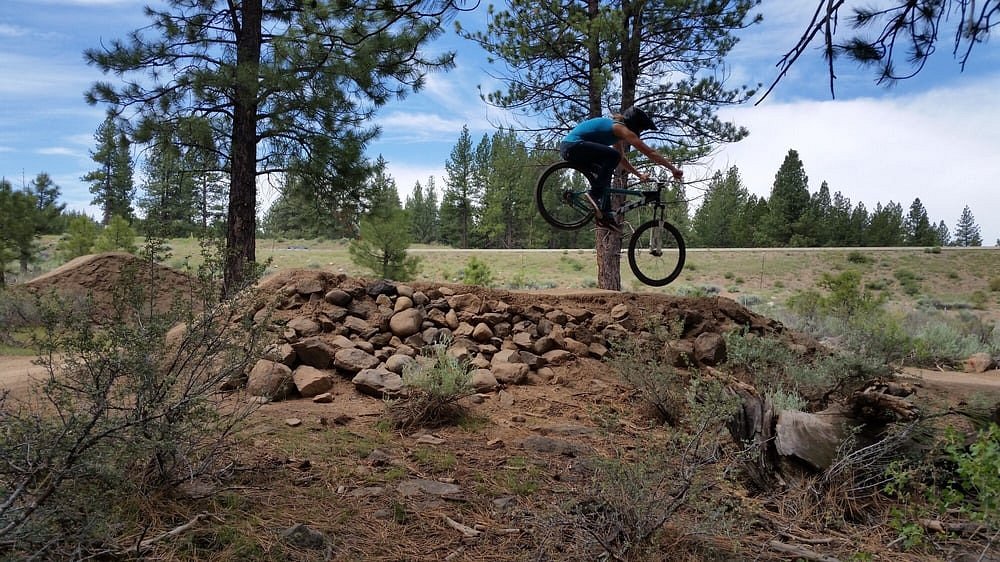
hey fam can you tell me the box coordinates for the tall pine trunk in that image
[225,0,262,297]
[596,1,642,291]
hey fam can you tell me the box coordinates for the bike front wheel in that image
[535,161,595,230]
[627,220,686,287]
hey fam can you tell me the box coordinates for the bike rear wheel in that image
[627,220,685,287]
[535,161,595,230]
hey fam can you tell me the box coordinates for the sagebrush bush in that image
[545,374,739,561]
[387,340,473,429]
[611,321,687,425]
[0,238,264,558]
[725,332,881,405]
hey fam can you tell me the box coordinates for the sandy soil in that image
[0,356,48,399]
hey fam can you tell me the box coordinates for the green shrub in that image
[788,270,885,321]
[945,424,1000,525]
[765,387,808,412]
[846,250,873,264]
[989,277,1000,292]
[894,268,922,296]
[726,332,879,402]
[559,255,584,272]
[461,257,494,287]
[92,215,137,254]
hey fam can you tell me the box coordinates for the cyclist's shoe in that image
[596,217,622,234]
[583,192,603,220]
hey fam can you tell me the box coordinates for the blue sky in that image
[2,0,999,244]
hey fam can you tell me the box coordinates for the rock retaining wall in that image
[243,270,788,402]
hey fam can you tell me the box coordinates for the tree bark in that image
[596,190,625,291]
[224,0,262,298]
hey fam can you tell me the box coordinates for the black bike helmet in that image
[621,106,657,135]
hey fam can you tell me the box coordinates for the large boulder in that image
[963,352,996,373]
[292,337,337,369]
[292,365,334,398]
[334,348,380,373]
[389,308,424,338]
[694,332,727,366]
[247,360,295,400]
[352,367,404,398]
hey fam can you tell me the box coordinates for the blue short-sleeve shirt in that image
[564,117,618,146]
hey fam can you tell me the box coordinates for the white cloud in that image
[377,111,468,142]
[36,147,80,157]
[0,53,99,96]
[0,24,30,38]
[384,162,445,201]
[714,74,1000,243]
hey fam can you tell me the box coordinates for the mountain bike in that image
[535,160,686,287]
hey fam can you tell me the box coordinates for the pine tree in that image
[93,216,138,253]
[953,206,982,246]
[349,167,420,281]
[57,215,100,261]
[866,202,905,246]
[804,181,832,246]
[935,220,951,246]
[405,179,440,244]
[763,149,811,246]
[0,180,40,283]
[86,0,465,295]
[827,191,857,246]
[462,0,759,289]
[904,198,936,246]
[848,203,870,247]
[261,177,358,240]
[477,129,533,248]
[29,173,66,234]
[440,126,479,248]
[140,126,193,235]
[691,167,749,248]
[83,115,135,225]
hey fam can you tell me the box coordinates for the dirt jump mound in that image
[23,252,198,319]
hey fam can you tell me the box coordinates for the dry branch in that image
[137,512,220,552]
[443,515,481,538]
[768,540,840,562]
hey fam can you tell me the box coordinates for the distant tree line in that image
[689,150,983,248]
[264,140,986,252]
[2,128,989,285]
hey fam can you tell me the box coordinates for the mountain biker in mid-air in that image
[559,106,684,232]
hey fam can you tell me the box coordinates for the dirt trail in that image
[0,356,47,399]
[900,366,1000,395]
